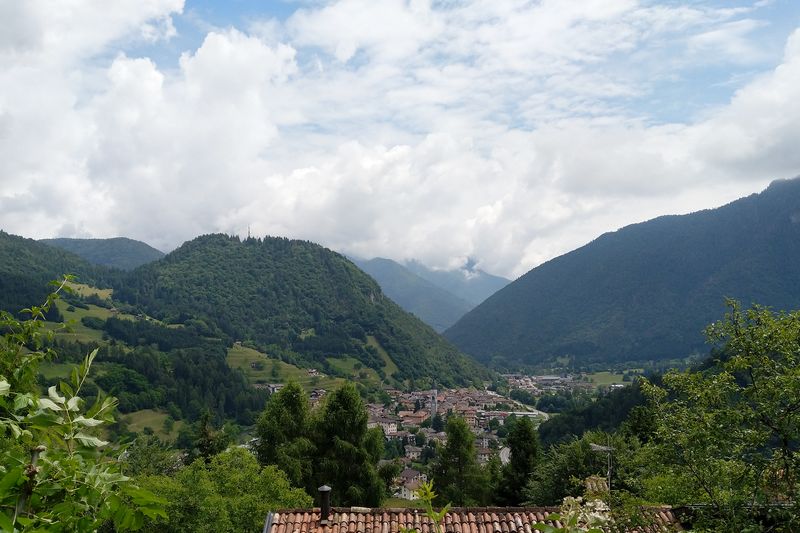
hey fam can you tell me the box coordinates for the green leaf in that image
[48,385,66,404]
[75,433,108,448]
[123,486,169,506]
[59,381,74,398]
[0,379,9,397]
[13,393,32,411]
[37,397,62,411]
[0,511,13,533]
[85,348,99,369]
[66,396,81,412]
[0,466,22,493]
[73,416,103,427]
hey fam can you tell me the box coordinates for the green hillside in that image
[352,257,472,331]
[0,231,116,315]
[446,177,800,367]
[114,234,489,387]
[41,237,164,270]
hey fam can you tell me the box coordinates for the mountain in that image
[351,257,472,332]
[114,234,489,387]
[41,237,164,270]
[445,178,800,368]
[0,231,113,315]
[405,259,510,306]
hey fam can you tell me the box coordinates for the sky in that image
[1,0,799,279]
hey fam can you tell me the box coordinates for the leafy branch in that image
[0,278,167,531]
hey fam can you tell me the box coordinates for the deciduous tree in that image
[641,301,800,529]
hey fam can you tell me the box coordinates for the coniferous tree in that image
[432,416,483,505]
[256,382,386,506]
[192,411,231,463]
[498,417,541,505]
[313,383,385,506]
[254,382,314,489]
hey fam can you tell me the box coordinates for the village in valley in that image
[263,372,622,503]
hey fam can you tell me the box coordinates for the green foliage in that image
[40,237,164,271]
[509,388,536,406]
[113,234,488,387]
[80,315,105,330]
[190,411,232,463]
[640,302,800,529]
[399,481,451,533]
[254,382,314,488]
[312,383,385,506]
[122,434,178,477]
[0,280,166,531]
[139,447,311,533]
[431,416,484,506]
[431,413,444,432]
[525,431,642,506]
[446,178,800,366]
[499,417,541,505]
[94,338,264,424]
[537,382,649,448]
[256,382,386,506]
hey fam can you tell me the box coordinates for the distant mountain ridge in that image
[41,237,164,270]
[351,257,473,332]
[446,177,800,368]
[405,259,510,306]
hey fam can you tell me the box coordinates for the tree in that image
[432,416,483,505]
[525,431,641,506]
[123,434,178,476]
[254,382,314,488]
[139,447,311,533]
[641,302,800,529]
[0,279,165,531]
[498,417,541,505]
[193,411,232,463]
[312,383,385,506]
[480,454,504,505]
[431,413,444,432]
[378,460,402,494]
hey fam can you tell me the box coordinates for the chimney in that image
[318,485,332,525]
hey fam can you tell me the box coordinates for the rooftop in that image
[264,506,683,533]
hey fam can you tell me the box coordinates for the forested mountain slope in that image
[41,237,164,270]
[352,257,472,332]
[0,231,116,315]
[446,177,800,367]
[114,234,489,386]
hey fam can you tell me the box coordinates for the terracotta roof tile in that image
[265,506,683,533]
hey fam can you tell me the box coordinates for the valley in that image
[3,178,800,531]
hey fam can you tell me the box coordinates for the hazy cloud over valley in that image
[1,0,798,278]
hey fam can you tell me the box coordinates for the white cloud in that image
[687,19,768,64]
[0,0,798,279]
